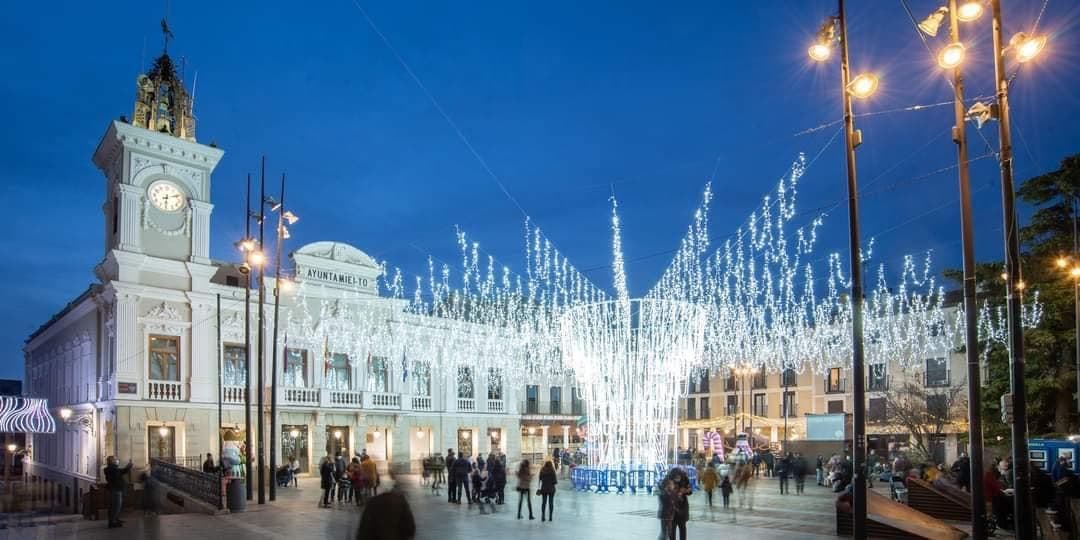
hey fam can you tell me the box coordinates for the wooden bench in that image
[907,478,971,521]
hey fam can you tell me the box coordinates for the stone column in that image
[114,292,139,383]
[116,184,143,253]
[188,200,213,265]
[188,297,215,402]
[561,425,570,452]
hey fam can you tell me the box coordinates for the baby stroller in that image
[478,470,498,513]
[275,465,293,488]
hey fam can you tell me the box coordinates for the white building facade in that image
[22,50,560,509]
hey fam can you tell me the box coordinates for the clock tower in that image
[92,51,223,269]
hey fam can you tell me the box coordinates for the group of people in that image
[430,448,559,521]
[318,450,380,508]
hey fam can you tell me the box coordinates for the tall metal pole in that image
[217,293,223,478]
[783,366,789,451]
[257,156,267,505]
[990,1,1032,537]
[837,0,867,535]
[243,173,253,500]
[269,172,286,502]
[946,1,985,536]
[1073,197,1079,413]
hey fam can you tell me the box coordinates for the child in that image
[720,475,733,509]
[470,466,484,505]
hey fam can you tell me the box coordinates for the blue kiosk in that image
[1028,438,1080,473]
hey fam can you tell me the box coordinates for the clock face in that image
[148,181,186,212]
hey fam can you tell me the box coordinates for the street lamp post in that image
[990,1,1033,536]
[242,173,255,501]
[256,157,267,505]
[918,0,988,534]
[807,1,876,534]
[267,172,298,502]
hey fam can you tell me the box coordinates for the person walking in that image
[319,456,335,508]
[953,453,971,492]
[356,490,416,540]
[202,453,216,474]
[446,449,457,502]
[515,460,535,520]
[720,474,733,509]
[361,455,380,497]
[777,453,791,494]
[657,473,676,539]
[103,456,132,528]
[794,453,807,494]
[538,460,557,522]
[701,463,719,508]
[490,455,507,505]
[815,455,824,486]
[453,454,471,504]
[669,468,691,540]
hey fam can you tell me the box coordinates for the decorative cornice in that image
[144,301,182,321]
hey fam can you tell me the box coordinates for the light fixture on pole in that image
[806,2,873,535]
[1009,32,1047,63]
[938,42,966,69]
[918,7,949,37]
[956,1,984,22]
[241,172,255,501]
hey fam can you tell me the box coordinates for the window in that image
[699,397,710,419]
[223,344,246,386]
[366,356,387,392]
[826,368,844,393]
[752,369,767,389]
[925,357,949,387]
[526,385,539,414]
[782,368,797,387]
[571,387,584,416]
[284,348,308,387]
[926,393,949,420]
[726,394,737,415]
[412,361,431,396]
[782,391,796,417]
[149,335,179,381]
[686,398,697,420]
[752,394,766,417]
[699,370,710,393]
[327,353,351,390]
[148,426,175,460]
[457,367,474,399]
[868,363,887,391]
[868,397,886,422]
[550,387,562,415]
[724,374,737,392]
[827,400,844,414]
[487,369,503,400]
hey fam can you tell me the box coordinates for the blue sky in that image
[1,1,1079,381]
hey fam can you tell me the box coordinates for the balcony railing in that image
[458,398,476,412]
[369,392,401,410]
[525,401,539,414]
[867,374,890,392]
[723,378,738,392]
[824,377,847,394]
[487,399,505,413]
[150,457,222,509]
[329,389,362,408]
[223,385,245,405]
[925,372,951,388]
[282,386,319,406]
[147,380,184,401]
[571,403,584,416]
[412,396,433,411]
[550,402,562,415]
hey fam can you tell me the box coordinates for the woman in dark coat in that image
[489,454,507,505]
[319,456,335,508]
[538,461,557,521]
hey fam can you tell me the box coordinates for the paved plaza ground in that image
[1,473,982,540]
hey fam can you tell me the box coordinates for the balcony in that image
[147,380,184,401]
[520,401,576,416]
[549,402,562,415]
[369,392,401,410]
[223,385,245,405]
[329,389,362,408]
[458,398,476,412]
[411,396,433,411]
[487,399,505,413]
[282,386,319,406]
[824,377,847,394]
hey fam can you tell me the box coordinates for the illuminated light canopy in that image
[0,396,56,434]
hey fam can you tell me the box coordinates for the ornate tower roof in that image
[131,52,197,142]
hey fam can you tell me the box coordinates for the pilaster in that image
[189,200,213,264]
[188,297,215,402]
[117,184,143,253]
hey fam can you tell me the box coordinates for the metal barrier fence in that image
[570,464,697,495]
[150,458,222,509]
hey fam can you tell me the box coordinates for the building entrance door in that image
[282,425,309,472]
[457,429,473,457]
[326,426,350,459]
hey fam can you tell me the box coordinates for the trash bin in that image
[227,478,246,512]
